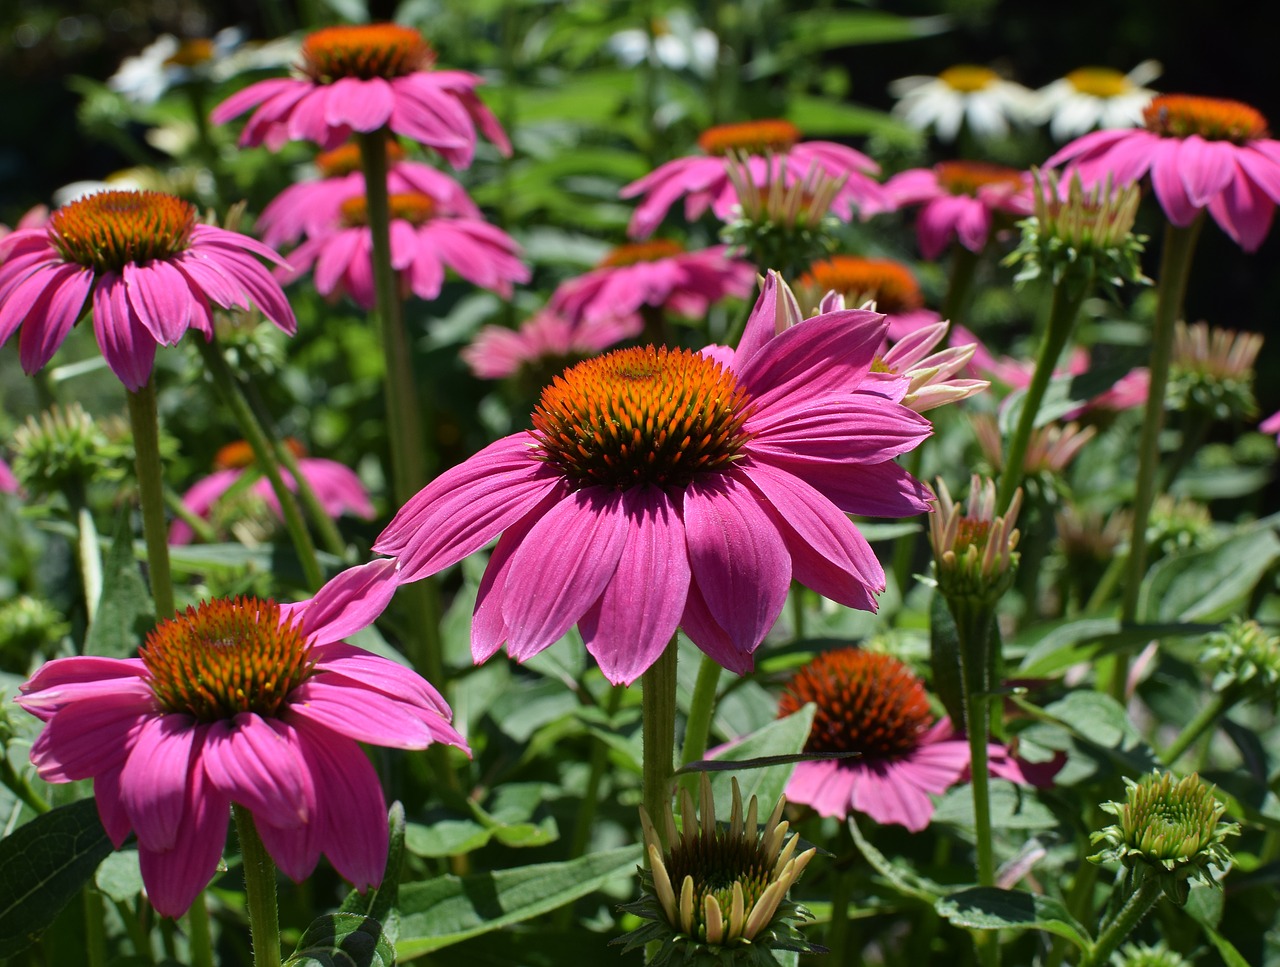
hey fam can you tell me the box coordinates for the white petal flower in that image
[1035,61,1161,140]
[890,65,1038,142]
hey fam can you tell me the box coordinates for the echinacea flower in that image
[461,310,642,381]
[0,457,17,495]
[375,272,932,685]
[16,559,468,918]
[278,191,528,307]
[873,319,989,413]
[884,161,1032,260]
[1047,94,1280,251]
[0,190,296,391]
[621,119,887,239]
[209,22,509,166]
[549,241,754,326]
[1035,61,1162,141]
[1165,319,1263,422]
[973,415,1096,478]
[1261,409,1280,440]
[108,28,299,105]
[796,255,940,341]
[169,439,375,544]
[889,65,1037,143]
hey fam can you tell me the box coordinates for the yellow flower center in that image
[48,190,195,273]
[530,345,755,490]
[598,239,685,267]
[800,256,923,314]
[935,160,1024,197]
[301,23,435,83]
[164,38,215,69]
[315,139,405,178]
[697,119,801,157]
[340,192,436,227]
[1066,67,1132,99]
[140,598,316,721]
[779,648,933,759]
[939,65,999,93]
[1143,94,1269,143]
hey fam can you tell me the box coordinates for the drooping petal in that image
[94,766,133,847]
[287,677,449,749]
[1149,141,1202,226]
[679,576,751,674]
[124,260,192,345]
[120,715,201,851]
[17,655,149,719]
[202,714,313,829]
[1207,165,1275,252]
[252,719,322,882]
[1177,136,1238,208]
[791,761,860,819]
[282,558,401,646]
[27,689,151,780]
[324,77,394,131]
[9,263,93,374]
[93,274,157,391]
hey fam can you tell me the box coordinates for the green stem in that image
[126,378,175,618]
[1161,690,1235,766]
[940,243,981,333]
[1083,876,1163,967]
[76,504,103,624]
[233,805,282,967]
[680,655,723,773]
[187,892,214,967]
[824,865,856,966]
[271,431,349,560]
[996,282,1090,514]
[0,757,49,813]
[641,637,679,825]
[197,338,324,591]
[83,887,107,967]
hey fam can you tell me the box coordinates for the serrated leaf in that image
[935,888,1092,950]
[285,914,394,967]
[1140,526,1280,622]
[83,510,152,657]
[0,799,114,957]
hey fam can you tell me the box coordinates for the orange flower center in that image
[164,38,215,69]
[938,65,998,93]
[1065,67,1132,99]
[315,139,405,178]
[48,190,195,272]
[214,438,306,471]
[140,598,316,721]
[935,160,1024,197]
[340,192,436,227]
[1143,94,1269,143]
[779,647,933,759]
[954,518,994,555]
[800,256,923,314]
[531,345,755,490]
[697,119,801,157]
[598,239,685,267]
[301,23,435,83]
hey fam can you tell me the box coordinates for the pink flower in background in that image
[549,241,755,325]
[279,192,528,307]
[256,139,482,249]
[0,457,17,494]
[210,23,508,166]
[874,319,989,414]
[375,272,931,685]
[1262,410,1280,440]
[884,161,1032,260]
[1085,366,1149,414]
[0,190,295,391]
[970,340,1090,391]
[796,255,940,342]
[1047,93,1280,251]
[621,119,888,239]
[0,205,50,241]
[169,439,375,544]
[17,560,467,917]
[461,310,642,380]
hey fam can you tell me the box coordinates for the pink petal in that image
[730,271,796,371]
[209,77,301,125]
[169,468,243,544]
[27,689,151,780]
[94,767,133,846]
[1235,145,1280,204]
[252,720,322,881]
[1207,166,1275,252]
[124,261,192,345]
[9,263,92,373]
[121,715,201,851]
[93,274,157,391]
[1149,141,1202,226]
[747,396,931,465]
[849,760,939,831]
[282,558,401,646]
[287,677,447,748]
[679,577,751,674]
[323,77,394,131]
[202,714,313,828]
[1177,136,1238,207]
[18,655,149,719]
[312,642,452,719]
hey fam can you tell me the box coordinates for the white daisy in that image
[889,64,1038,142]
[608,10,718,76]
[107,28,298,105]
[1035,61,1161,140]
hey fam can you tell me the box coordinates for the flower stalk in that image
[234,805,282,967]
[642,637,679,829]
[126,377,175,618]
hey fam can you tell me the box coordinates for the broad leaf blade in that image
[935,887,1092,951]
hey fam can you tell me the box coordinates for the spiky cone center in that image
[164,38,215,69]
[214,438,306,471]
[316,139,405,178]
[1065,66,1134,98]
[599,239,685,267]
[1104,773,1232,865]
[1143,94,1269,143]
[935,160,1024,197]
[340,191,435,227]
[938,65,999,92]
[300,23,435,82]
[780,647,933,759]
[140,598,316,721]
[698,119,801,157]
[12,403,109,493]
[48,190,195,272]
[530,345,755,490]
[801,256,924,314]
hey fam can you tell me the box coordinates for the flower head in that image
[11,402,114,499]
[884,161,1032,260]
[375,272,932,685]
[0,190,295,391]
[928,475,1021,606]
[973,415,1096,479]
[1035,61,1162,141]
[889,65,1037,142]
[1109,941,1195,967]
[1201,616,1280,701]
[1046,93,1280,251]
[209,23,509,166]
[608,10,718,76]
[616,774,818,964]
[798,256,939,341]
[873,320,989,414]
[16,560,467,918]
[461,310,642,382]
[1166,320,1263,422]
[108,28,299,105]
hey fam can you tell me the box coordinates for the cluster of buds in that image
[1109,941,1196,967]
[928,475,1022,607]
[0,594,69,662]
[1201,616,1280,702]
[1166,320,1263,423]
[1145,494,1213,558]
[11,403,117,501]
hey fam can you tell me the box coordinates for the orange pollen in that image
[48,190,195,272]
[779,647,934,759]
[1066,67,1132,99]
[939,65,998,93]
[1143,94,1269,143]
[301,23,435,83]
[340,191,436,227]
[800,256,923,314]
[935,160,1024,197]
[164,38,215,69]
[598,239,685,267]
[214,438,305,471]
[697,119,801,157]
[140,597,316,722]
[316,139,405,178]
[530,345,755,490]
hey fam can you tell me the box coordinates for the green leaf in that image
[929,593,966,727]
[1015,618,1211,678]
[396,845,642,957]
[94,850,144,904]
[1140,526,1280,622]
[784,10,950,51]
[340,803,405,945]
[785,96,917,145]
[83,510,152,657]
[847,817,943,903]
[0,799,114,957]
[701,705,816,810]
[935,888,1092,950]
[284,914,394,967]
[932,780,1059,832]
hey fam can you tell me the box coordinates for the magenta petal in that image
[1149,141,1202,226]
[27,690,151,780]
[93,275,157,391]
[731,271,791,371]
[849,760,939,831]
[210,77,300,124]
[579,486,690,685]
[1177,137,1237,207]
[202,714,312,829]
[312,642,451,716]
[124,261,192,345]
[324,77,394,131]
[94,767,133,847]
[283,558,401,646]
[765,456,931,518]
[1208,168,1275,251]
[10,263,92,373]
[287,678,443,748]
[679,577,752,674]
[120,715,200,851]
[18,655,149,719]
[748,396,931,465]
[252,720,323,881]
[737,309,888,408]
[805,763,861,819]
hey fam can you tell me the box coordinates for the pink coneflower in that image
[461,309,642,381]
[0,205,49,241]
[1262,410,1280,440]
[796,255,940,342]
[16,559,467,918]
[969,340,1090,391]
[1046,94,1280,251]
[0,190,295,391]
[255,139,482,249]
[279,191,529,307]
[169,439,375,544]
[0,457,17,494]
[884,161,1032,260]
[873,319,989,414]
[375,272,932,685]
[620,119,888,239]
[209,23,508,166]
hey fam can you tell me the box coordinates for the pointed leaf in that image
[284,914,394,967]
[83,510,153,658]
[340,802,405,946]
[935,888,1092,951]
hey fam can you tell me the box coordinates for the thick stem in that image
[940,243,981,334]
[680,655,723,774]
[824,864,857,966]
[1161,690,1234,766]
[641,638,679,826]
[950,599,998,897]
[126,378,175,618]
[186,892,214,967]
[233,805,282,967]
[1084,876,1163,967]
[0,756,50,813]
[83,887,107,967]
